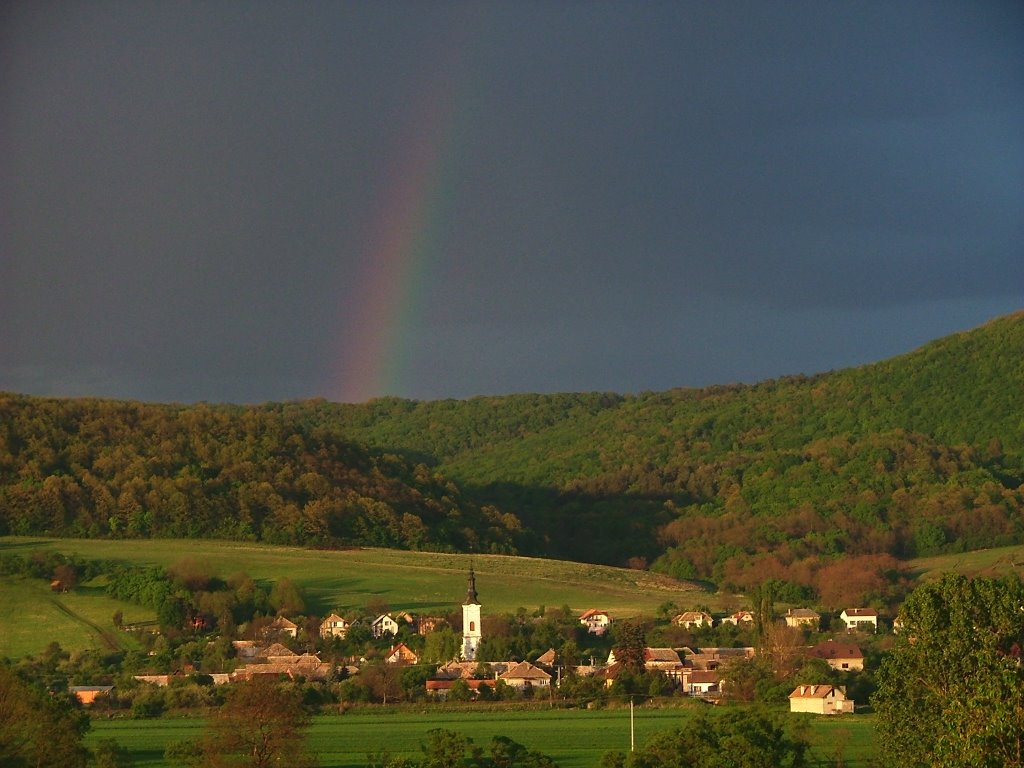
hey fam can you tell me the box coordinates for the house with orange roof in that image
[384,643,419,665]
[579,609,612,635]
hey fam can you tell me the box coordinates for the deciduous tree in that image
[190,677,316,768]
[873,573,1024,767]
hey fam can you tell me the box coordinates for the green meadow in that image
[1,536,706,657]
[87,706,877,768]
[908,543,1024,581]
[0,575,155,658]
[0,537,705,616]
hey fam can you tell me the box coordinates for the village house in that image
[371,613,400,639]
[384,643,419,665]
[535,648,557,668]
[673,611,714,629]
[262,616,298,639]
[784,608,821,629]
[788,684,854,715]
[499,661,552,691]
[579,609,612,636]
[681,670,721,696]
[592,662,624,689]
[319,613,349,639]
[840,608,878,632]
[808,640,864,672]
[69,685,113,705]
[720,610,755,626]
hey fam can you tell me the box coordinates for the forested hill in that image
[330,311,1024,600]
[0,398,523,553]
[2,311,1023,606]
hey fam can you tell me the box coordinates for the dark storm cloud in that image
[1,2,1022,402]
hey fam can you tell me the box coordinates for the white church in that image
[462,565,482,660]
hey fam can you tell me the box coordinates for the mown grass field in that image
[0,574,155,658]
[87,706,877,768]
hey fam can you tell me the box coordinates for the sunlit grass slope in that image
[908,542,1024,581]
[1,537,705,651]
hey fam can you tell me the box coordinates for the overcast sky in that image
[2,1,1022,404]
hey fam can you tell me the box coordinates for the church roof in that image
[464,565,480,605]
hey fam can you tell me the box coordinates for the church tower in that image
[461,564,482,660]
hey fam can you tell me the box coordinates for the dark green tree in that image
[873,573,1024,767]
[624,708,807,768]
[420,729,473,768]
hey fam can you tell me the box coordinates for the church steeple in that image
[464,564,479,605]
[461,564,482,660]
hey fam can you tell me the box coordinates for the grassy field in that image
[0,575,155,658]
[1,536,706,617]
[908,543,1024,580]
[87,706,877,768]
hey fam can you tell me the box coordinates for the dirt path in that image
[49,598,123,651]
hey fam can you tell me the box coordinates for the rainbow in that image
[331,65,462,403]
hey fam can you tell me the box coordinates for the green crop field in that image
[86,706,876,767]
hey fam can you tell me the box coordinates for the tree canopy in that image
[872,573,1024,767]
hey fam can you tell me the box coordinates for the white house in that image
[682,670,721,696]
[372,614,400,639]
[784,608,820,629]
[720,610,755,627]
[673,611,714,629]
[579,609,612,636]
[789,684,854,715]
[840,608,878,632]
[319,613,349,639]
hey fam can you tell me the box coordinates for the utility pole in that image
[630,696,635,752]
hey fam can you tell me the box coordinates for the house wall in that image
[789,697,826,715]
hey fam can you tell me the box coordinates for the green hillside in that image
[0,536,704,657]
[2,312,1022,606]
[333,312,1024,596]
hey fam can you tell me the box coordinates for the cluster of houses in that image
[71,569,872,715]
